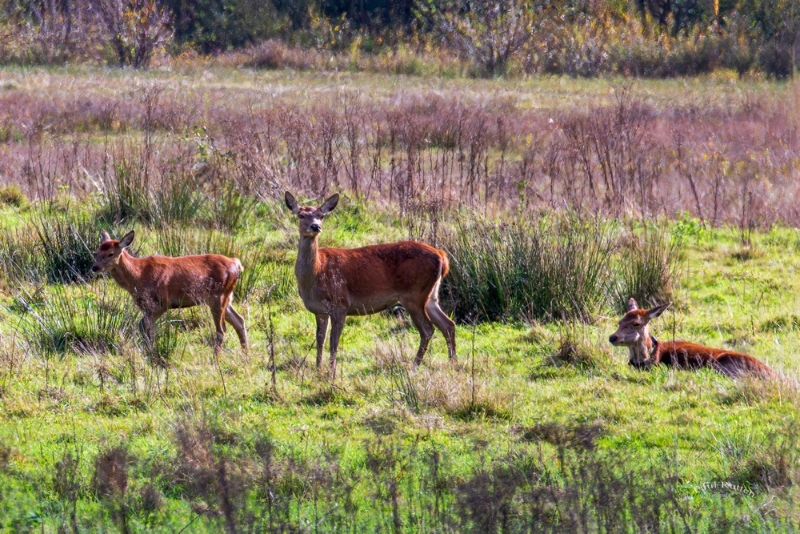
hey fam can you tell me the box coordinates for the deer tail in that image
[439,249,450,279]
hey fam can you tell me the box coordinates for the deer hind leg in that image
[425,278,456,360]
[403,299,435,367]
[315,314,330,369]
[223,294,248,351]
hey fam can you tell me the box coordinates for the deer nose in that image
[310,224,321,233]
[91,265,99,272]
[609,335,618,344]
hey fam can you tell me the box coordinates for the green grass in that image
[1,198,799,530]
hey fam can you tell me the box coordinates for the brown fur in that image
[92,231,247,354]
[609,298,772,379]
[285,192,456,374]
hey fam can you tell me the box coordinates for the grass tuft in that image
[548,324,600,369]
[611,223,682,313]
[32,208,104,284]
[442,214,614,323]
[17,281,134,357]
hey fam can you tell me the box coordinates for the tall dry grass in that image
[2,80,798,228]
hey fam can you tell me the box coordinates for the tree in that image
[418,0,537,77]
[92,0,173,68]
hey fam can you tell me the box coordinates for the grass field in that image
[0,66,800,531]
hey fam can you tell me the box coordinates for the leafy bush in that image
[420,0,536,77]
[0,185,29,209]
[441,215,615,323]
[94,0,173,68]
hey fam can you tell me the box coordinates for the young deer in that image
[91,231,247,354]
[285,192,456,374]
[609,298,772,379]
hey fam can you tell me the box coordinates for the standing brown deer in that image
[285,192,456,374]
[609,298,773,378]
[91,231,247,354]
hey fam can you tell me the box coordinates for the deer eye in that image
[298,214,305,219]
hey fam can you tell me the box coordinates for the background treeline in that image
[0,0,798,77]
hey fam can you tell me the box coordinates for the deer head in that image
[92,230,135,273]
[609,298,669,367]
[285,192,339,238]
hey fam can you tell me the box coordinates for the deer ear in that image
[320,193,339,215]
[101,231,111,243]
[627,298,639,312]
[118,230,135,249]
[284,191,299,214]
[646,303,670,320]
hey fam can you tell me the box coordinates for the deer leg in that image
[328,313,345,378]
[223,293,247,351]
[209,302,226,355]
[426,299,456,361]
[140,307,166,356]
[404,300,434,366]
[139,314,156,352]
[315,314,329,369]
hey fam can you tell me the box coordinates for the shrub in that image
[98,158,150,225]
[0,185,29,209]
[421,0,536,77]
[441,214,615,323]
[93,0,173,68]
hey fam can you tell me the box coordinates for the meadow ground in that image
[0,67,799,531]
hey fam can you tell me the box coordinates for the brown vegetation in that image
[2,75,800,228]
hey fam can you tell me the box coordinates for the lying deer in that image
[92,231,247,354]
[285,192,456,374]
[609,298,772,378]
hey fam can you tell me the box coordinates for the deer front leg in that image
[328,313,345,379]
[210,301,226,355]
[139,313,156,352]
[315,314,329,369]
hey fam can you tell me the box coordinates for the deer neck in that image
[629,328,658,364]
[295,235,321,287]
[109,250,143,296]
